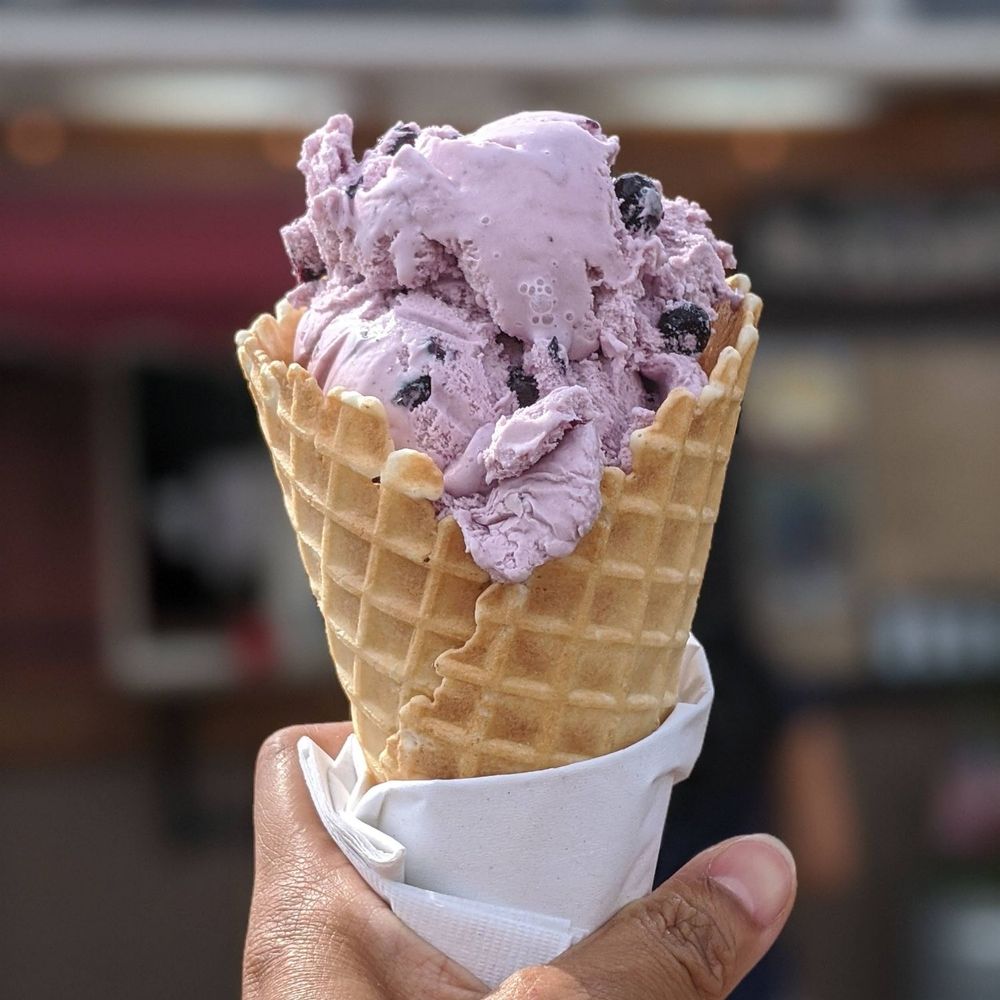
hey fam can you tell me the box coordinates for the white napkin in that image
[298,635,713,988]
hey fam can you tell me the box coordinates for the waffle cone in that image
[237,276,761,780]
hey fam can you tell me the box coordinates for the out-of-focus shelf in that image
[773,668,1000,708]
[4,10,1000,82]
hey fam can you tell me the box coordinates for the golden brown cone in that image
[236,275,761,780]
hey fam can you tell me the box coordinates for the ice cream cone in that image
[237,275,761,780]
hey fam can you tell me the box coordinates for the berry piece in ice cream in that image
[392,375,433,410]
[298,263,326,283]
[548,336,567,374]
[281,111,741,582]
[657,303,712,356]
[614,172,663,234]
[281,215,327,285]
[507,367,540,408]
[377,122,420,156]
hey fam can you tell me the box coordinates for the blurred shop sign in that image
[0,193,295,345]
[742,191,1000,300]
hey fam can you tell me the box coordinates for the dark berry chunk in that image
[296,262,326,283]
[393,375,432,410]
[640,374,659,409]
[547,336,567,374]
[657,303,711,355]
[427,338,446,361]
[614,172,663,234]
[281,217,325,284]
[345,178,362,199]
[507,367,539,408]
[378,122,419,156]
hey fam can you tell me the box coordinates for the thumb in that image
[495,834,796,1000]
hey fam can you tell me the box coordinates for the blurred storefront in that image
[2,2,999,998]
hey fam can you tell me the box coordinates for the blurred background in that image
[2,1,999,997]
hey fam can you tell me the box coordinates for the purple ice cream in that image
[282,111,740,583]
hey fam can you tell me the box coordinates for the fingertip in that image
[251,722,357,881]
[298,720,355,760]
[255,721,353,778]
[254,726,301,785]
[706,834,797,929]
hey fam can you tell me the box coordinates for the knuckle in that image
[630,888,740,1000]
[272,858,360,927]
[242,905,295,998]
[243,880,365,998]
[242,944,280,999]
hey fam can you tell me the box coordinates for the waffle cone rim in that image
[236,274,761,510]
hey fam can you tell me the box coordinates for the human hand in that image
[244,724,796,999]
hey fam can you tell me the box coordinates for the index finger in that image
[252,722,355,884]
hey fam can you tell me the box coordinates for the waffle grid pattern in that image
[238,311,491,769]
[386,302,756,778]
[237,276,761,780]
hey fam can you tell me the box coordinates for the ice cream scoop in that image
[283,111,740,582]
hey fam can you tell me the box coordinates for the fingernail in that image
[708,835,796,928]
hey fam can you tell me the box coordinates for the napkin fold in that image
[298,635,713,988]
